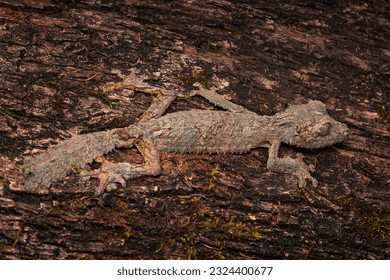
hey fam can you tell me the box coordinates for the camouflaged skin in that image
[23,70,349,195]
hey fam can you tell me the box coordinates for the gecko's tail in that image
[23,130,117,191]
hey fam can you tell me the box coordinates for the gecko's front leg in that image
[266,140,318,188]
[81,138,162,195]
[266,141,342,212]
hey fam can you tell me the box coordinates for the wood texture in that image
[0,0,389,259]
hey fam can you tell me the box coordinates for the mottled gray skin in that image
[23,70,349,195]
[132,103,347,153]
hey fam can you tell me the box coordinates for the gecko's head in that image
[283,100,349,149]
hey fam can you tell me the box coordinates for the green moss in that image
[0,241,5,256]
[324,194,354,209]
[376,105,390,131]
[112,199,142,215]
[327,194,390,245]
[63,197,93,211]
[205,164,220,191]
[12,223,25,247]
[122,228,143,239]
[355,208,390,245]
[221,216,270,240]
[177,66,213,88]
[157,195,270,259]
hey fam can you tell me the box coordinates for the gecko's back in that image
[135,100,348,154]
[136,109,270,154]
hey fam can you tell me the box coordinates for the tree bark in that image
[0,0,389,259]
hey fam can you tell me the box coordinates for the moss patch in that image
[376,104,390,131]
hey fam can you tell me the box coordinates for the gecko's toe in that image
[105,183,118,193]
[298,173,318,189]
[80,170,91,181]
[96,176,127,195]
[308,176,318,188]
[81,160,130,195]
[90,172,127,195]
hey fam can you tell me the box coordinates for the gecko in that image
[23,69,349,204]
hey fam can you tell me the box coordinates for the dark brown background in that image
[0,0,389,259]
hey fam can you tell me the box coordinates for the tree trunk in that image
[0,0,389,259]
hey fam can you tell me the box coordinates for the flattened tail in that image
[23,130,117,191]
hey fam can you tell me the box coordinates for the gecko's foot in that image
[295,153,318,189]
[190,83,217,96]
[294,154,342,213]
[103,68,173,97]
[80,161,126,196]
[103,68,149,92]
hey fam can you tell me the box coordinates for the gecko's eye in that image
[318,123,331,136]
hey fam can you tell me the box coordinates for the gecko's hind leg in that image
[191,83,253,114]
[81,138,162,195]
[104,68,176,120]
